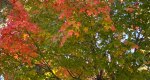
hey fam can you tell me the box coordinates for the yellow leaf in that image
[23,33,29,40]
[83,27,88,33]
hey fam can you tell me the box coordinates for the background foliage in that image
[0,0,150,80]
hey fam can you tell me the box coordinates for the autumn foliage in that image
[0,0,150,79]
[0,0,39,65]
[52,0,115,46]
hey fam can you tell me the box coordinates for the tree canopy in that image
[0,0,150,80]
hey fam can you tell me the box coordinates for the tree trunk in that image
[96,70,103,80]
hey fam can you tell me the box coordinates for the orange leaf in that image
[30,52,38,58]
[125,7,134,13]
[132,44,139,49]
[23,33,29,40]
[14,54,19,59]
[74,32,79,37]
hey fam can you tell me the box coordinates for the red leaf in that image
[60,36,67,47]
[110,25,116,31]
[56,0,65,5]
[67,30,74,37]
[0,0,39,63]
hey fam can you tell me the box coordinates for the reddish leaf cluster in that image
[53,0,111,18]
[53,0,113,46]
[0,0,39,65]
[59,21,80,47]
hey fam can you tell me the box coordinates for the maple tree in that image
[0,0,150,80]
